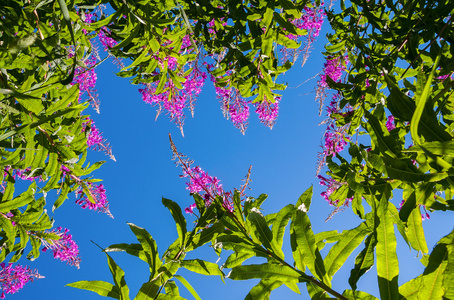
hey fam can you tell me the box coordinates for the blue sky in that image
[11,9,453,300]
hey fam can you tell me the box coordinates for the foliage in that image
[69,186,453,299]
[1,0,453,298]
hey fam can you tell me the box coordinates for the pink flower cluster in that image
[316,55,349,112]
[82,118,115,161]
[254,96,281,129]
[0,263,43,299]
[139,57,207,135]
[76,183,113,218]
[317,175,353,206]
[170,136,251,214]
[41,227,81,268]
[386,115,395,131]
[280,2,326,64]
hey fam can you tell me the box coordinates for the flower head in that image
[0,263,43,298]
[76,183,113,218]
[40,227,81,268]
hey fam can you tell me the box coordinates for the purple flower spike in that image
[76,183,113,218]
[0,263,43,298]
[41,227,81,268]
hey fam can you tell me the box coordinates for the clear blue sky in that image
[12,9,452,300]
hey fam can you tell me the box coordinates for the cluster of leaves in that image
[0,0,106,267]
[321,0,454,213]
[69,186,454,299]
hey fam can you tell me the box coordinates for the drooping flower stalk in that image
[82,118,115,161]
[254,96,281,129]
[0,263,43,299]
[315,55,349,114]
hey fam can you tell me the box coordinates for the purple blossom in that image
[82,118,115,160]
[318,175,353,206]
[280,2,325,64]
[139,57,206,135]
[0,263,43,298]
[170,136,251,214]
[315,55,349,113]
[254,96,281,129]
[98,27,117,51]
[40,227,81,268]
[76,183,113,218]
[386,115,395,131]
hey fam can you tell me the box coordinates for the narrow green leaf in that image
[181,259,223,277]
[105,253,129,300]
[135,281,160,300]
[228,263,308,283]
[173,275,201,300]
[245,280,283,300]
[295,186,313,212]
[271,204,293,257]
[127,223,162,278]
[419,230,453,299]
[376,199,399,300]
[406,206,429,254]
[398,275,422,300]
[291,208,328,283]
[162,198,187,247]
[411,50,442,145]
[349,233,377,290]
[67,281,121,299]
[247,209,275,253]
[342,289,379,300]
[325,221,370,280]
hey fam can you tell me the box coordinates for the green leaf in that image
[127,223,162,278]
[0,182,35,213]
[270,204,293,258]
[173,275,201,300]
[325,40,346,53]
[247,209,275,253]
[290,208,327,283]
[325,221,370,281]
[349,233,377,290]
[398,275,422,300]
[342,289,379,300]
[295,186,313,212]
[181,259,223,277]
[406,206,429,254]
[245,279,284,300]
[47,84,79,114]
[105,253,129,300]
[223,247,255,269]
[135,281,160,300]
[376,198,399,300]
[67,281,121,299]
[410,50,442,145]
[228,263,309,283]
[419,229,453,299]
[162,198,187,248]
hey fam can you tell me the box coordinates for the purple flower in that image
[315,55,349,113]
[0,263,43,298]
[317,175,353,206]
[82,118,115,161]
[139,58,206,135]
[40,227,81,268]
[76,183,113,218]
[254,96,281,129]
[386,115,395,131]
